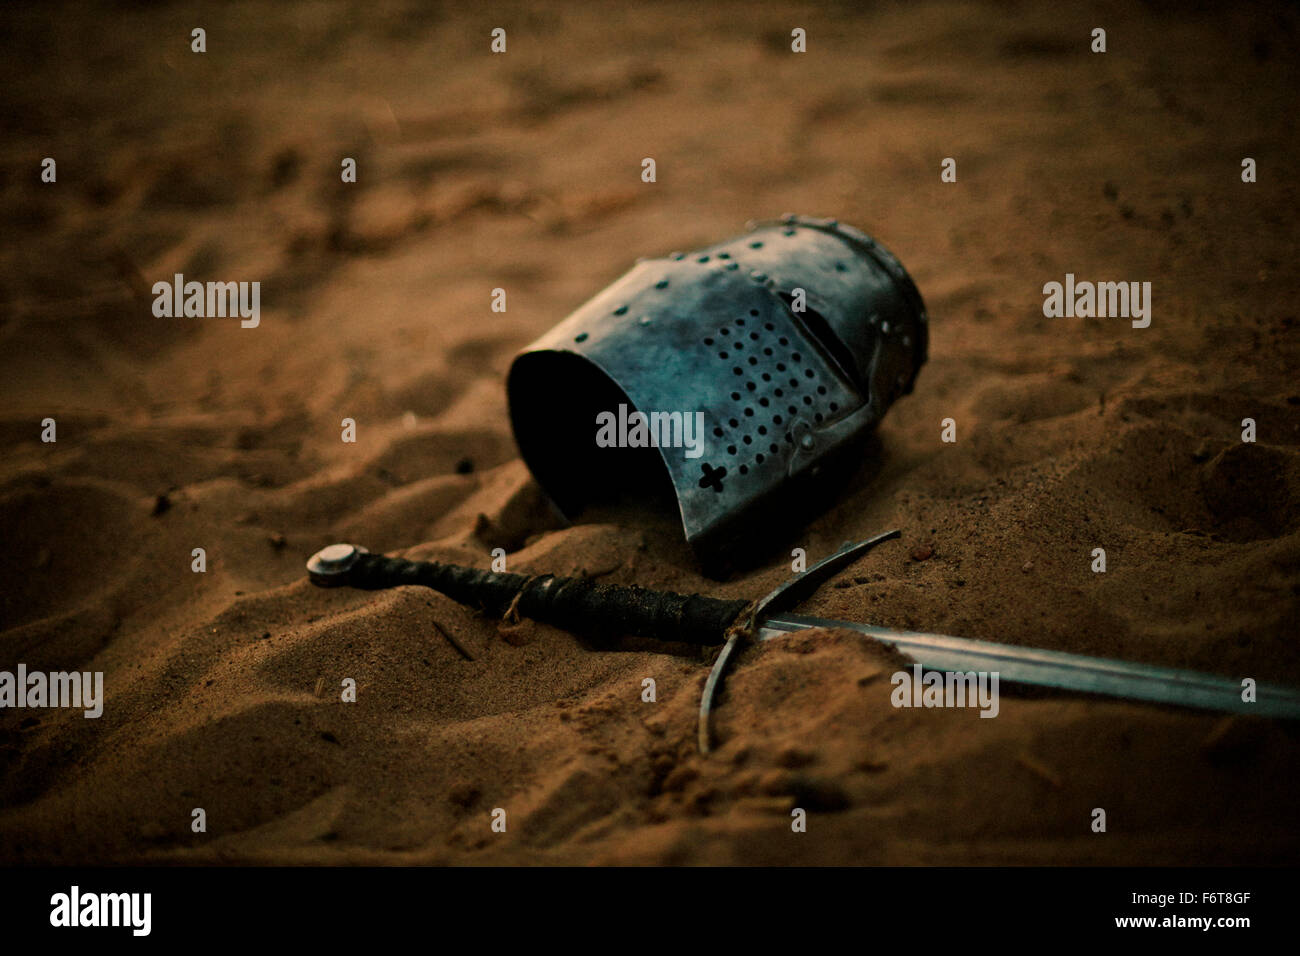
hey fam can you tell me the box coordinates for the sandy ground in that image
[1,0,1298,865]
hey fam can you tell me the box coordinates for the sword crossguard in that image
[697,529,902,754]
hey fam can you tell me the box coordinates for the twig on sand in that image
[432,619,475,661]
[1202,715,1236,749]
[1016,753,1063,789]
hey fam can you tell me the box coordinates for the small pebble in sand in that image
[499,622,533,646]
[910,543,935,561]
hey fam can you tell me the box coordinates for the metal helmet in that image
[507,215,927,573]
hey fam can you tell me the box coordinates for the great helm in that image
[507,215,928,573]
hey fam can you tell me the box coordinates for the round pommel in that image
[306,543,367,586]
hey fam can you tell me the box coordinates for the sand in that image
[1,0,1298,865]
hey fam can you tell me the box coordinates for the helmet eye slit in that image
[776,293,862,391]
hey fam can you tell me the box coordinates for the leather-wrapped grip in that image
[343,552,746,646]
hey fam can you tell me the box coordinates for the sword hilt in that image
[306,544,748,646]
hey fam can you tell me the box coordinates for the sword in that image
[304,534,1300,754]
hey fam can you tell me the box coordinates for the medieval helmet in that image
[506,215,928,573]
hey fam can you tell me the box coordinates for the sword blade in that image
[758,613,1300,719]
